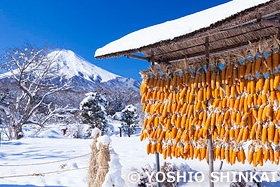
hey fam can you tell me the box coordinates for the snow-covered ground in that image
[1,122,280,187]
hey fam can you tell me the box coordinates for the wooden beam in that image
[260,19,280,28]
[153,24,274,61]
[163,32,274,64]
[220,10,280,32]
[125,54,150,62]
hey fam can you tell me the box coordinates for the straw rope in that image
[0,166,91,179]
[0,152,91,166]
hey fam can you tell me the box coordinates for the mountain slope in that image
[48,50,120,83]
[49,50,140,92]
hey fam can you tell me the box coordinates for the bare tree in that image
[0,44,71,139]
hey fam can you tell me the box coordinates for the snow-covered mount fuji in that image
[49,50,120,83]
[47,49,140,92]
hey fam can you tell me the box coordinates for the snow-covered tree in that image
[0,45,71,139]
[106,91,127,116]
[120,105,138,137]
[80,92,107,135]
[105,89,140,116]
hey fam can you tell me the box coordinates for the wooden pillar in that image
[205,36,214,187]
[155,152,161,187]
[278,16,280,38]
[150,49,161,187]
[118,127,122,137]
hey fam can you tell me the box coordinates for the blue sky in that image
[0,0,230,80]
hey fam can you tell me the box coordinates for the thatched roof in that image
[95,0,280,64]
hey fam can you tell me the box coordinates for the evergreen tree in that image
[80,92,107,135]
[120,105,138,137]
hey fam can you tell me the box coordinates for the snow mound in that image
[103,149,125,187]
[36,129,65,139]
[112,112,122,121]
[91,128,101,138]
[98,135,111,146]
[122,105,136,112]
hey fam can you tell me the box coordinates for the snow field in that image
[1,124,280,186]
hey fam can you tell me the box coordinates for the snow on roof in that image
[95,0,271,58]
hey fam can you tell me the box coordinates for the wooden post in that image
[155,152,161,187]
[150,50,155,65]
[219,161,223,170]
[278,16,280,38]
[150,49,161,187]
[205,36,214,187]
[118,127,122,137]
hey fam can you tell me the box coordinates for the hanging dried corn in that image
[139,35,280,165]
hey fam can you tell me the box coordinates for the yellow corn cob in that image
[256,148,263,162]
[266,105,273,120]
[274,72,280,89]
[206,70,211,86]
[234,98,240,111]
[222,67,226,84]
[231,86,236,98]
[274,128,279,144]
[245,62,252,76]
[250,79,255,95]
[228,64,233,78]
[262,106,268,122]
[273,53,279,71]
[248,147,254,164]
[271,90,276,106]
[211,71,216,89]
[264,78,270,94]
[247,94,253,106]
[250,123,257,139]
[255,56,262,73]
[257,107,264,122]
[240,64,246,78]
[147,143,151,155]
[262,126,267,144]
[268,123,275,142]
[216,74,221,89]
[251,61,256,76]
[255,123,262,140]
[267,53,273,71]
[264,148,269,162]
[240,78,245,92]
[237,128,244,143]
[270,74,274,91]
